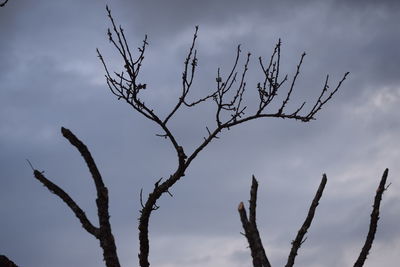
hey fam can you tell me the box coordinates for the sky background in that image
[1,0,399,267]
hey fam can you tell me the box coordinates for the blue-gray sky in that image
[1,1,399,266]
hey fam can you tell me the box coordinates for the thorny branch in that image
[32,127,120,267]
[95,7,349,267]
[239,170,389,267]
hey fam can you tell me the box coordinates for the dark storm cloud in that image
[1,0,399,267]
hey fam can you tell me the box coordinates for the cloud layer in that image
[1,1,399,266]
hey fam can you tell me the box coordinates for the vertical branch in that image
[249,175,258,225]
[238,176,272,267]
[285,174,327,267]
[353,168,389,267]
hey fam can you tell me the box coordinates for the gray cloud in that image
[1,0,399,266]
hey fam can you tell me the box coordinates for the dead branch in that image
[96,7,348,267]
[353,168,389,267]
[238,176,272,267]
[239,170,389,267]
[285,174,327,267]
[33,170,99,237]
[32,127,120,267]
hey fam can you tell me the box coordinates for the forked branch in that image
[32,127,120,267]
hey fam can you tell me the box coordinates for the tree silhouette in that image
[3,6,389,267]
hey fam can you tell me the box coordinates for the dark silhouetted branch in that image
[238,170,389,267]
[33,170,99,237]
[0,0,9,7]
[0,255,19,267]
[285,174,327,267]
[238,176,271,267]
[353,168,389,267]
[32,127,120,267]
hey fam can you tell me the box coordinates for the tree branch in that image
[0,255,19,267]
[285,174,327,267]
[238,176,271,267]
[353,168,389,267]
[33,170,99,237]
[0,0,9,7]
[33,127,121,267]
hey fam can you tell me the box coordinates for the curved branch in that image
[138,157,187,267]
[33,127,121,267]
[60,127,120,267]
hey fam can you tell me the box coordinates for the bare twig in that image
[353,168,389,267]
[238,176,271,267]
[285,174,327,267]
[26,159,35,171]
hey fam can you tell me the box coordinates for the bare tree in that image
[14,5,388,267]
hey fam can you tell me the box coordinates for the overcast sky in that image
[1,1,399,267]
